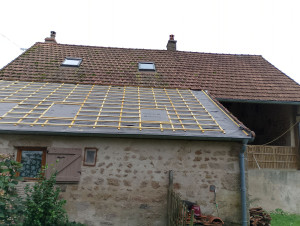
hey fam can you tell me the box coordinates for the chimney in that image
[166,34,177,51]
[45,31,57,43]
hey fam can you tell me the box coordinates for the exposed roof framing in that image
[0,80,223,133]
[0,80,251,139]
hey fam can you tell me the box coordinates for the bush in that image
[1,157,85,226]
[23,168,68,226]
[0,154,24,225]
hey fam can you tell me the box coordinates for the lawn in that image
[270,209,300,226]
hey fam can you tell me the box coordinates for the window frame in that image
[16,147,47,180]
[61,57,82,67]
[138,62,156,71]
[83,147,98,166]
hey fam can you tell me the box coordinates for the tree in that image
[0,154,24,225]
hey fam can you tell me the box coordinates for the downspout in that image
[240,139,248,226]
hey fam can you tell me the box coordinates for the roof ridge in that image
[35,42,263,57]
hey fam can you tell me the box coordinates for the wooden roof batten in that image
[0,81,225,133]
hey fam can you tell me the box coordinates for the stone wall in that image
[248,169,300,214]
[0,134,244,225]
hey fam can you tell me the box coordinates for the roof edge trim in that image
[201,91,255,138]
[0,42,38,71]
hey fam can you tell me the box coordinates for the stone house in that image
[1,32,299,154]
[0,80,253,225]
[0,32,299,225]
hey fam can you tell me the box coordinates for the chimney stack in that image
[45,31,57,43]
[167,34,177,51]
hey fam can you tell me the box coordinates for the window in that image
[16,147,82,182]
[61,57,82,67]
[138,62,156,71]
[16,147,46,179]
[83,148,97,166]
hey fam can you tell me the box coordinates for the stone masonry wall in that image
[0,134,243,226]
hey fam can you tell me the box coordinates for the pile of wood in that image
[250,207,271,226]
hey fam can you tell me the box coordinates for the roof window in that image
[138,62,156,71]
[61,58,82,67]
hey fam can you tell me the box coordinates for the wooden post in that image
[189,209,194,226]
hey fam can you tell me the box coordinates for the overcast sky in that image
[1,0,300,83]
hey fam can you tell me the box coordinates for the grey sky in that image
[1,0,299,83]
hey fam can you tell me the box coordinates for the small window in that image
[61,57,82,67]
[16,147,46,179]
[83,148,97,166]
[138,62,156,71]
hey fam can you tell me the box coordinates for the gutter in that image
[0,129,251,142]
[240,139,250,226]
[218,98,300,106]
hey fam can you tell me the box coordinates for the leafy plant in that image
[1,156,85,225]
[0,154,24,225]
[23,167,68,226]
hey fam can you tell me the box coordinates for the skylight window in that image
[61,58,82,67]
[138,62,156,71]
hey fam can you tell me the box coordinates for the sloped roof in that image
[0,80,252,140]
[1,42,300,103]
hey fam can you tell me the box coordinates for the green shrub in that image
[1,157,85,226]
[0,154,24,225]
[23,168,68,226]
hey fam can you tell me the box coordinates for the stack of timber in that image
[250,207,271,226]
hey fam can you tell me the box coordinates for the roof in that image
[0,80,252,140]
[1,42,300,103]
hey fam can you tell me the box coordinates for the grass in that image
[270,209,300,226]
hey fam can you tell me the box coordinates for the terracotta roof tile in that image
[1,42,300,102]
